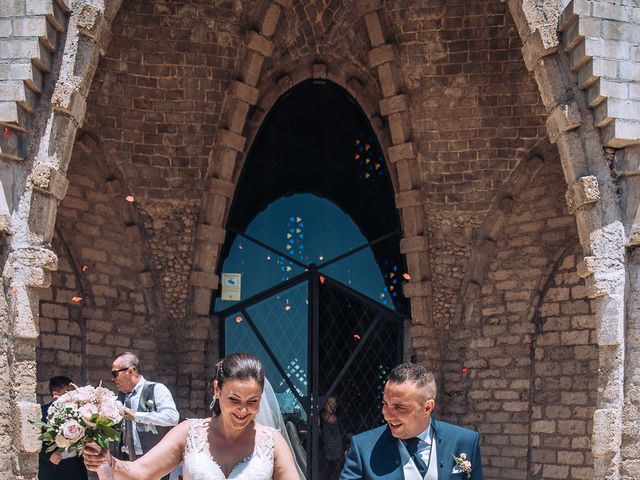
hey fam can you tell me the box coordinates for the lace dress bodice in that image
[182,419,275,480]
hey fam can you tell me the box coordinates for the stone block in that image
[556,131,589,183]
[259,3,282,37]
[205,177,235,199]
[216,128,246,153]
[521,30,559,71]
[577,57,617,90]
[230,80,259,106]
[364,11,385,47]
[29,163,69,200]
[601,118,640,148]
[388,142,416,163]
[592,408,621,456]
[387,113,411,145]
[546,101,582,143]
[245,31,274,58]
[191,271,218,289]
[377,62,400,98]
[196,224,226,245]
[403,280,432,298]
[395,189,423,208]
[193,286,213,316]
[13,401,41,453]
[534,56,570,112]
[379,94,408,116]
[399,235,429,254]
[587,78,629,108]
[240,50,265,87]
[565,176,600,214]
[0,0,26,16]
[368,44,396,68]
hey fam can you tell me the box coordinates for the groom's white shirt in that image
[399,422,438,480]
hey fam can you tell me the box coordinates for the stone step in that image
[587,78,629,108]
[27,0,70,33]
[0,101,29,132]
[0,125,25,162]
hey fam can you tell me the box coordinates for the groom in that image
[340,363,483,479]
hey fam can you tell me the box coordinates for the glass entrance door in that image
[215,234,405,479]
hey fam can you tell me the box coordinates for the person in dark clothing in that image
[39,376,88,480]
[320,395,345,480]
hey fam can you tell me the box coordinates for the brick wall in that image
[36,144,178,398]
[440,158,595,478]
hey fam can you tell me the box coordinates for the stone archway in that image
[1,1,639,478]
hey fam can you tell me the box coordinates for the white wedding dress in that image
[182,419,275,480]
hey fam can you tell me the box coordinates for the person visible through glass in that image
[320,395,345,479]
[83,352,301,480]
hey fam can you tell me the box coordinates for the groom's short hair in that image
[388,363,437,399]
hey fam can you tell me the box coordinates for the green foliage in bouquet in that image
[34,385,125,453]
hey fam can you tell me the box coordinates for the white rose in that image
[61,420,85,442]
[55,433,72,449]
[99,401,122,423]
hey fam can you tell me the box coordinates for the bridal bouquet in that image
[39,385,125,453]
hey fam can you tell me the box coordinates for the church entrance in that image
[212,81,408,479]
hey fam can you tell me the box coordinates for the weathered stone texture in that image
[440,160,595,479]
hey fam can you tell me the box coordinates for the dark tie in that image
[404,437,428,478]
[124,393,137,461]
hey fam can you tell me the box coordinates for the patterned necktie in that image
[404,437,428,478]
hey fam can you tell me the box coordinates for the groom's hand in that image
[122,406,136,420]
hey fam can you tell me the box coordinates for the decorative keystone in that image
[216,129,246,153]
[546,101,582,143]
[14,401,42,453]
[400,235,429,254]
[388,142,416,163]
[521,30,559,72]
[395,189,423,208]
[196,224,226,244]
[566,175,600,214]
[312,63,328,79]
[245,31,274,58]
[368,44,397,68]
[230,81,260,106]
[379,94,409,116]
[29,164,69,200]
[403,280,432,298]
[191,271,219,289]
[206,177,235,199]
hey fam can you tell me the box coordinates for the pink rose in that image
[463,461,471,469]
[61,420,85,442]
[459,453,466,460]
[99,401,122,423]
[55,433,72,449]
[95,387,115,404]
[74,386,94,403]
[78,403,98,421]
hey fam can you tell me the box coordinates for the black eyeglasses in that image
[111,367,130,378]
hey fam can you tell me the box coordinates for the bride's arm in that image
[84,420,190,479]
[272,430,301,480]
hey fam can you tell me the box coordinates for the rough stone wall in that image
[36,234,84,395]
[441,158,596,478]
[37,141,177,392]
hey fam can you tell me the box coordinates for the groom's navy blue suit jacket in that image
[340,418,483,480]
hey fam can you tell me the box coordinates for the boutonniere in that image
[143,399,155,412]
[452,452,472,478]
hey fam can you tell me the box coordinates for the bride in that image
[83,353,301,480]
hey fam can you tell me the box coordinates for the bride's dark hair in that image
[210,352,265,415]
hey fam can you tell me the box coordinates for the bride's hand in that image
[82,442,111,471]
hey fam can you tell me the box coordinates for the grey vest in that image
[136,382,171,454]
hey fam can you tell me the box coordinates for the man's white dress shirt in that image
[125,376,179,455]
[400,422,438,480]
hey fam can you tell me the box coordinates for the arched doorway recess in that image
[212,80,409,478]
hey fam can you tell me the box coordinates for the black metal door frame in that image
[215,233,406,479]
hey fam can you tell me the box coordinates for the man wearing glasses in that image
[111,352,179,479]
